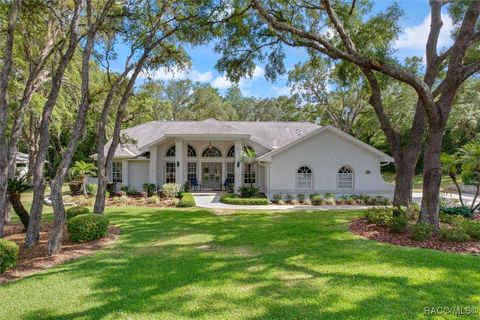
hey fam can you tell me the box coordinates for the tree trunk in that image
[419,126,444,229]
[0,0,21,238]
[25,3,82,248]
[8,193,29,230]
[48,179,65,254]
[94,170,108,214]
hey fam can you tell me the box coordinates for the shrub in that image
[440,206,473,218]
[290,200,299,205]
[411,223,434,241]
[120,185,128,193]
[310,194,323,205]
[162,183,181,198]
[337,195,347,205]
[67,214,109,242]
[323,193,336,206]
[440,213,465,226]
[86,184,97,195]
[239,186,260,198]
[347,197,357,205]
[66,206,90,220]
[271,194,282,203]
[389,215,408,233]
[143,183,157,196]
[0,239,19,273]
[440,228,470,242]
[220,193,269,205]
[183,180,191,192]
[146,195,161,205]
[364,207,393,225]
[126,187,138,196]
[178,192,196,207]
[285,194,293,203]
[111,195,129,205]
[406,203,420,221]
[303,199,311,205]
[297,194,305,203]
[309,193,320,201]
[461,221,480,240]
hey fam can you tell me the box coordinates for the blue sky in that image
[134,1,454,98]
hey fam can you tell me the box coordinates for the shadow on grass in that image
[6,208,480,320]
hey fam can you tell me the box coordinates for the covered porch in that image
[143,136,268,192]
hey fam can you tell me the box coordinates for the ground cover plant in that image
[1,208,479,319]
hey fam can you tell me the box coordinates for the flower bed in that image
[220,193,270,205]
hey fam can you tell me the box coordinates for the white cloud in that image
[146,66,213,82]
[211,65,265,90]
[272,85,291,96]
[212,76,232,89]
[396,14,453,51]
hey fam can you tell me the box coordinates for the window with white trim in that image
[243,163,256,184]
[112,161,122,183]
[338,166,354,189]
[166,145,176,157]
[227,162,235,181]
[165,162,176,183]
[227,145,235,157]
[187,162,197,181]
[202,145,222,157]
[187,145,197,157]
[296,166,312,189]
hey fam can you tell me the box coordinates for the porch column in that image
[234,140,243,193]
[175,140,184,185]
[122,160,128,187]
[149,146,157,185]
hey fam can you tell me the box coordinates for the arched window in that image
[165,145,175,157]
[296,166,312,189]
[187,145,197,157]
[202,145,222,157]
[227,145,235,157]
[338,166,354,189]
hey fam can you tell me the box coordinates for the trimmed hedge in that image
[66,206,90,220]
[220,193,269,205]
[0,239,20,273]
[178,192,196,207]
[67,214,109,242]
[462,221,480,240]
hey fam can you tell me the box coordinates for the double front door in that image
[202,162,222,189]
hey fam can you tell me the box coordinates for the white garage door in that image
[128,161,149,192]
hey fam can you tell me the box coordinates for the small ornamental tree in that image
[69,161,97,196]
[441,140,480,214]
[7,175,32,230]
[241,147,256,188]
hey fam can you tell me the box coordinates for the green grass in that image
[1,208,479,319]
[382,172,454,190]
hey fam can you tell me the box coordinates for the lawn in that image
[1,208,479,320]
[381,172,455,191]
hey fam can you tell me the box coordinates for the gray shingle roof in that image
[97,118,320,158]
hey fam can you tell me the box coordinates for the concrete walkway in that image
[193,191,477,210]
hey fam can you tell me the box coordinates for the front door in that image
[202,162,222,189]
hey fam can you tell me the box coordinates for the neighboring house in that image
[91,118,394,198]
[15,152,29,177]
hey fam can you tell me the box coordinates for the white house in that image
[15,152,29,177]
[91,118,394,198]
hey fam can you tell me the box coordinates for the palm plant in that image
[440,153,464,206]
[241,147,256,188]
[7,176,32,230]
[69,161,97,196]
[442,141,480,213]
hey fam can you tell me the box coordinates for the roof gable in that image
[256,125,394,162]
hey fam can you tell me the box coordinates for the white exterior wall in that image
[268,131,394,197]
[127,160,149,192]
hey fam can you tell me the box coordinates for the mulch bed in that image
[350,218,480,255]
[65,195,179,208]
[0,223,120,284]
